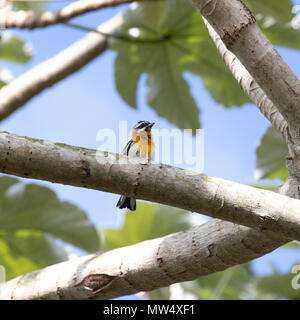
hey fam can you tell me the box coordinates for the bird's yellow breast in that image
[132,129,154,158]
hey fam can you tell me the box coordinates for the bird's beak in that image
[147,122,155,129]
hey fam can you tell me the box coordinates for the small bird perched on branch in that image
[116,120,155,211]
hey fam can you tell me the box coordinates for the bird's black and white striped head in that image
[133,120,155,132]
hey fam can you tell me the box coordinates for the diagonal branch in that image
[190,0,300,145]
[202,17,290,144]
[1,0,159,29]
[0,131,299,242]
[0,218,284,300]
[0,15,123,122]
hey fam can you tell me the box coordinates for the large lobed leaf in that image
[255,271,300,299]
[181,264,255,300]
[100,202,192,251]
[111,0,298,131]
[245,0,294,23]
[0,231,67,280]
[111,1,202,131]
[0,176,100,280]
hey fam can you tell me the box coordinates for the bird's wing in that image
[122,140,134,155]
[128,143,140,158]
[122,140,140,158]
[122,140,141,158]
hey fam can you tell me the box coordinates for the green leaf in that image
[282,241,300,249]
[0,235,38,280]
[183,37,250,107]
[0,230,67,280]
[146,42,200,130]
[2,230,67,266]
[146,287,171,300]
[260,22,300,51]
[0,176,18,204]
[255,272,300,299]
[251,2,300,52]
[0,35,32,64]
[245,0,300,52]
[14,1,47,13]
[0,176,100,253]
[111,1,204,131]
[111,0,251,129]
[255,126,288,181]
[181,264,255,300]
[245,0,294,23]
[0,265,5,283]
[0,80,6,89]
[112,0,298,126]
[100,202,192,251]
[0,176,100,279]
[113,41,155,109]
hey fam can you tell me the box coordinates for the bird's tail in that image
[116,195,136,211]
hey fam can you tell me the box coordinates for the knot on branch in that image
[75,273,116,294]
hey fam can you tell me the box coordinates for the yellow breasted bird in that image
[116,121,155,211]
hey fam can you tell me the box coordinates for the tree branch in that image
[190,0,300,144]
[0,15,123,122]
[202,17,290,144]
[0,218,284,300]
[0,0,297,299]
[1,0,158,29]
[0,131,299,242]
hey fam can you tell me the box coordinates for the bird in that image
[116,120,155,211]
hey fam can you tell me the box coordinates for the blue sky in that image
[1,0,300,281]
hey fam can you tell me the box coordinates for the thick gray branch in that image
[0,219,284,300]
[190,0,300,144]
[0,131,298,242]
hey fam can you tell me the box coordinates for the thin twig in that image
[0,0,160,29]
[64,21,163,43]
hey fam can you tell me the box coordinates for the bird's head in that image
[132,121,155,141]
